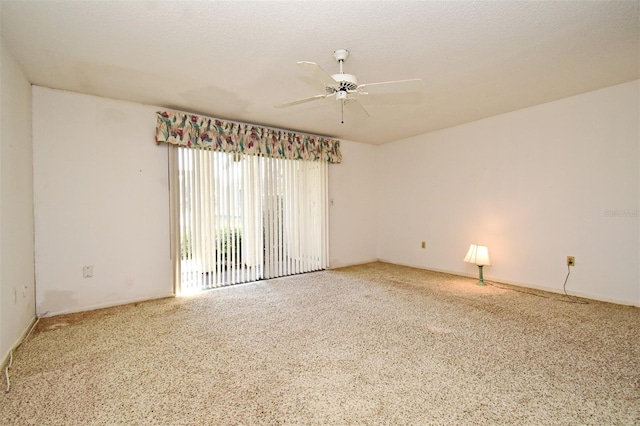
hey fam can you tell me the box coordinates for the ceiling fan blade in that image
[297,61,338,88]
[345,98,370,117]
[274,94,330,109]
[357,78,424,94]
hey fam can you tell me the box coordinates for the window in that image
[171,146,328,293]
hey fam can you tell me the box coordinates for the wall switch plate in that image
[567,256,575,266]
[83,265,94,278]
[421,241,426,249]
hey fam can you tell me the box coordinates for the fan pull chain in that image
[341,101,344,124]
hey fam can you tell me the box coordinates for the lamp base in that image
[476,265,486,286]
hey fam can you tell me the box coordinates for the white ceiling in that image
[1,1,638,145]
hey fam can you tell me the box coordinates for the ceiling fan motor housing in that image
[326,73,358,94]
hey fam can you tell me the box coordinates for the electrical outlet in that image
[83,265,94,278]
[421,241,426,249]
[567,256,575,267]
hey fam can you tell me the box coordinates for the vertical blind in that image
[172,146,328,293]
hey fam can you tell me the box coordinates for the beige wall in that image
[328,139,379,268]
[0,39,36,361]
[377,80,640,305]
[33,88,173,315]
[32,88,379,315]
[30,80,640,315]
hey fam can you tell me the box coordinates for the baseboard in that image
[376,259,640,307]
[1,315,37,372]
[38,292,176,318]
[328,259,380,269]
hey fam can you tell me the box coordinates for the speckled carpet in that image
[2,262,639,425]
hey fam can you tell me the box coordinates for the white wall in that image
[0,39,36,361]
[328,140,378,268]
[31,88,377,314]
[33,88,173,315]
[378,80,639,305]
[30,81,639,313]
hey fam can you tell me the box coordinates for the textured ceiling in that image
[1,1,638,145]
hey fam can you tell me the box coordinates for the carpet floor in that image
[2,262,639,425]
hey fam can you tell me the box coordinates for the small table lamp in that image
[464,244,491,286]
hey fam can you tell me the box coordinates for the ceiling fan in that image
[274,49,424,124]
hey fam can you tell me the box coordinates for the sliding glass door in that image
[170,146,328,294]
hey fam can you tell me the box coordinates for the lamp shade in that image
[463,244,491,266]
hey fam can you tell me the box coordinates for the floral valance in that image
[155,111,342,163]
